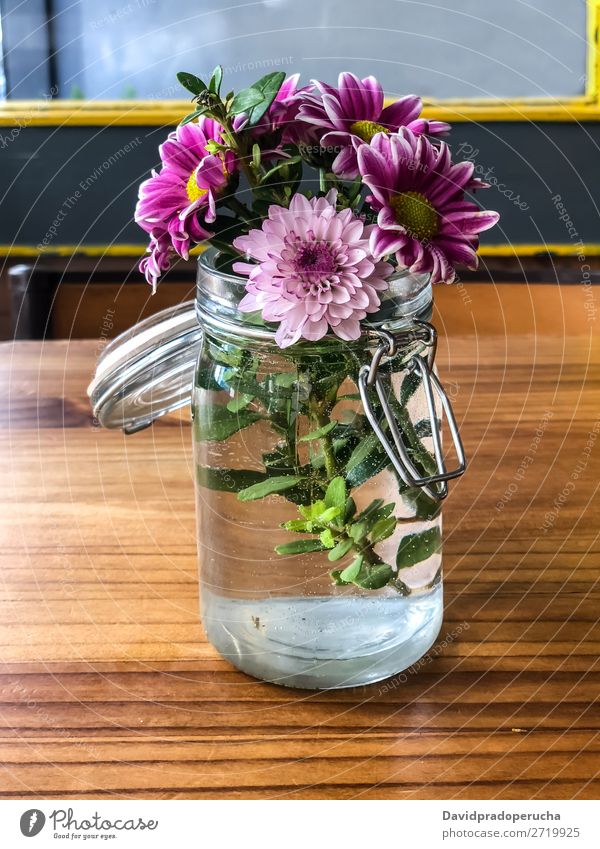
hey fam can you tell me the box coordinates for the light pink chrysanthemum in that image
[297,72,450,177]
[135,118,235,286]
[232,191,392,348]
[358,128,499,284]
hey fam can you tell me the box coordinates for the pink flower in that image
[139,229,175,293]
[297,72,450,177]
[232,191,392,348]
[135,118,235,285]
[358,128,499,284]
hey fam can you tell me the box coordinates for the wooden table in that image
[0,283,598,800]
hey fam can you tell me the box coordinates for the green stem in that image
[321,431,337,480]
[319,167,327,194]
[224,196,254,223]
[394,403,437,477]
[308,395,337,481]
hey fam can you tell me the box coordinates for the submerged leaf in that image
[319,529,336,548]
[324,476,347,511]
[339,554,363,583]
[238,475,306,502]
[396,526,442,568]
[197,406,260,441]
[275,538,326,555]
[370,515,397,543]
[353,563,394,590]
[299,421,337,442]
[196,466,268,493]
[327,538,354,562]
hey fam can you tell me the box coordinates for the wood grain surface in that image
[0,283,598,800]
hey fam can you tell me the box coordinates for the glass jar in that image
[191,250,465,688]
[88,249,464,690]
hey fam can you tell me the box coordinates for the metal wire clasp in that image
[358,321,466,502]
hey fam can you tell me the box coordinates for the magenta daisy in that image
[297,72,450,177]
[357,128,499,284]
[232,191,392,348]
[135,117,235,270]
[139,229,175,293]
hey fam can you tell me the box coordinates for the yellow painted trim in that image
[2,244,600,259]
[0,1,599,127]
[0,98,598,128]
[587,0,600,100]
[0,244,147,257]
[478,244,600,258]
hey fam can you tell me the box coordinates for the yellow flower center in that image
[350,120,390,142]
[186,167,208,203]
[389,191,439,242]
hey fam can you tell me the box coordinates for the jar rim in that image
[196,248,433,344]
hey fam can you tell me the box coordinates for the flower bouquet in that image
[132,67,499,686]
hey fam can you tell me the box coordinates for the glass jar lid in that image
[87,300,201,433]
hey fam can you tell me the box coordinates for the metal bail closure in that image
[357,321,466,502]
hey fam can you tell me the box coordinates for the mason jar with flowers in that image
[91,67,498,688]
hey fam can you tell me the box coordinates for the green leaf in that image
[340,554,363,583]
[370,516,397,543]
[402,489,442,521]
[282,519,309,532]
[355,498,385,522]
[238,475,306,502]
[252,143,261,169]
[226,393,254,413]
[196,466,269,493]
[275,538,326,555]
[324,476,346,511]
[345,432,388,488]
[414,418,434,438]
[400,370,421,405]
[197,406,260,441]
[299,500,326,521]
[327,538,354,562]
[245,71,286,125]
[176,71,207,96]
[180,108,208,126]
[262,447,294,469]
[258,156,303,185]
[353,564,394,590]
[275,372,297,388]
[349,521,368,543]
[229,87,265,115]
[209,65,223,95]
[366,503,395,528]
[316,505,341,524]
[396,527,442,568]
[320,529,336,549]
[299,420,337,442]
[343,497,357,522]
[345,432,377,469]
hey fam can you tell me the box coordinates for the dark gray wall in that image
[1,122,599,251]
